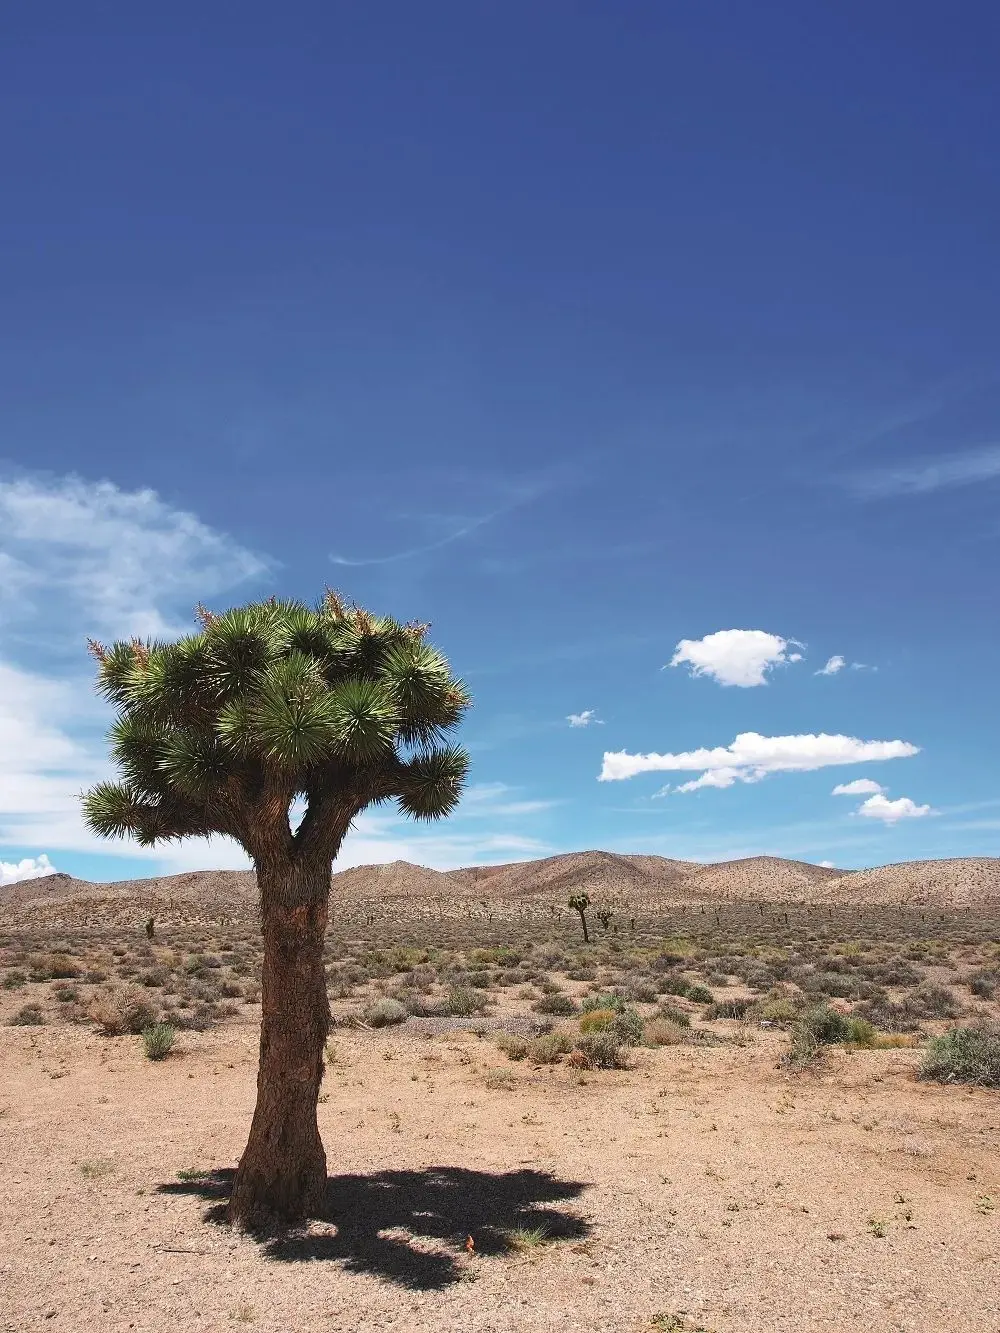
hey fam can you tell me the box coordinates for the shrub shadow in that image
[158,1165,590,1288]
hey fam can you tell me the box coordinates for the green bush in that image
[968,970,999,999]
[529,1031,574,1064]
[581,992,628,1014]
[575,1033,630,1069]
[705,997,754,1020]
[920,1023,1000,1087]
[2,969,26,990]
[497,1033,530,1061]
[755,995,799,1024]
[142,1023,176,1060]
[799,1003,851,1044]
[445,986,489,1017]
[532,993,578,1016]
[844,1016,878,1048]
[607,1006,644,1046]
[686,984,714,1005]
[363,997,408,1027]
[658,975,691,998]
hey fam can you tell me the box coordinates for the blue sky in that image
[1,2,999,883]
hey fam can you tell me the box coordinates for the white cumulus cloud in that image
[832,778,885,796]
[0,853,58,886]
[857,794,934,823]
[815,655,846,676]
[669,629,801,688]
[599,731,919,787]
[567,709,602,727]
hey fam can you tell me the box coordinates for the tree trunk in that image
[228,864,331,1230]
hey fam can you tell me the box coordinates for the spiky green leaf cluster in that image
[82,596,470,854]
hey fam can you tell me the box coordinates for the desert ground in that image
[2,852,1000,1333]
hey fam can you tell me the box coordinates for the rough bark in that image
[228,861,331,1230]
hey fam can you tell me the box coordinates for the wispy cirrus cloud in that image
[850,443,1000,499]
[567,709,602,728]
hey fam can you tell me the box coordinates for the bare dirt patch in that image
[2,1016,999,1333]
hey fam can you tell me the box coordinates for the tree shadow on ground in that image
[158,1166,590,1289]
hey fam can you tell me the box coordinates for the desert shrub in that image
[755,995,800,1024]
[855,992,921,1034]
[655,1001,691,1026]
[872,957,921,986]
[2,969,26,990]
[905,984,961,1020]
[497,1034,530,1061]
[645,1018,685,1046]
[657,974,691,998]
[528,1031,574,1064]
[34,953,81,981]
[706,997,754,1020]
[967,970,999,999]
[363,997,408,1028]
[575,1033,630,1069]
[53,983,79,1002]
[621,977,659,1004]
[139,969,167,988]
[744,968,777,991]
[9,1003,44,1026]
[142,1023,176,1060]
[445,986,489,1017]
[532,993,577,1016]
[707,971,730,987]
[799,1003,852,1045]
[243,981,261,1005]
[803,971,860,1000]
[920,1023,1000,1087]
[607,1006,644,1046]
[581,992,627,1014]
[843,1017,878,1048]
[579,1007,617,1033]
[566,966,597,982]
[83,968,108,984]
[686,984,714,1004]
[87,985,157,1036]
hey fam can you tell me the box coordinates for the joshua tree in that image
[568,892,591,943]
[596,906,613,933]
[82,593,469,1228]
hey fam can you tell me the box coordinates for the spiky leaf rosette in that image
[83,596,470,862]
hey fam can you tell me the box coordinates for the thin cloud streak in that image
[851,442,1000,499]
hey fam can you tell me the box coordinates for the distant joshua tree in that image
[83,592,469,1228]
[568,892,591,943]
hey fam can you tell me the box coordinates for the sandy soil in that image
[2,1017,999,1333]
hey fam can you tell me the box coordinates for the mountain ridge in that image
[3,851,1000,913]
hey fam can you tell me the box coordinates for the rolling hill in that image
[3,851,1000,919]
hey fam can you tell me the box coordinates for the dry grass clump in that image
[87,985,158,1036]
